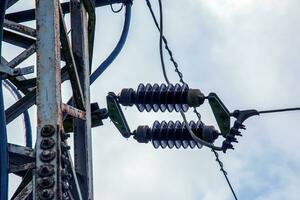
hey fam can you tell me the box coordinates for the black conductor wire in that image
[146,0,239,199]
[212,149,238,200]
[258,107,300,114]
[158,0,170,84]
[146,0,185,84]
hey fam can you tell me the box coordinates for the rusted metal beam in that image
[35,0,62,198]
[8,143,34,161]
[9,163,34,174]
[63,103,107,133]
[59,7,85,110]
[10,78,36,90]
[8,144,35,175]
[12,181,32,200]
[71,0,94,199]
[3,30,35,49]
[10,170,33,200]
[5,89,35,124]
[5,64,71,125]
[81,0,95,69]
[66,151,83,200]
[62,103,86,120]
[8,44,36,68]
[4,19,36,37]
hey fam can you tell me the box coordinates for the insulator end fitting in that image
[119,88,135,106]
[133,125,151,143]
[187,89,205,107]
[202,125,219,143]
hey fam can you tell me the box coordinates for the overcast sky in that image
[4,0,300,199]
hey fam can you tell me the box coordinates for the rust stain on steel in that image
[4,19,37,37]
[62,103,86,120]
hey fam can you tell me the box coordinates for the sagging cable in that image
[3,80,32,148]
[90,1,132,84]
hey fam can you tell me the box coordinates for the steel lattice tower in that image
[0,0,128,199]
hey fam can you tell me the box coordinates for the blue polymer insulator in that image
[133,120,219,149]
[119,83,204,112]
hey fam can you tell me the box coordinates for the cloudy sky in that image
[4,0,300,199]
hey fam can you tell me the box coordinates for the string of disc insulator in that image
[118,83,205,112]
[132,120,219,149]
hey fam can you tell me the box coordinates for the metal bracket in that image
[231,109,259,124]
[208,93,231,136]
[107,92,131,138]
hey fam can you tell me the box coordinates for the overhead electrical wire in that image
[0,0,9,199]
[3,80,32,148]
[147,0,222,150]
[90,1,132,84]
[158,0,169,84]
[148,0,238,199]
[145,0,185,84]
[110,3,124,13]
[212,150,238,200]
[258,107,300,114]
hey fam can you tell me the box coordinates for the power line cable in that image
[90,2,132,84]
[146,0,185,84]
[258,107,300,114]
[148,0,224,150]
[110,2,124,13]
[212,149,238,200]
[3,80,32,148]
[158,0,169,84]
[148,0,238,199]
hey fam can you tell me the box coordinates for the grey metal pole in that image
[35,0,62,199]
[71,0,94,199]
